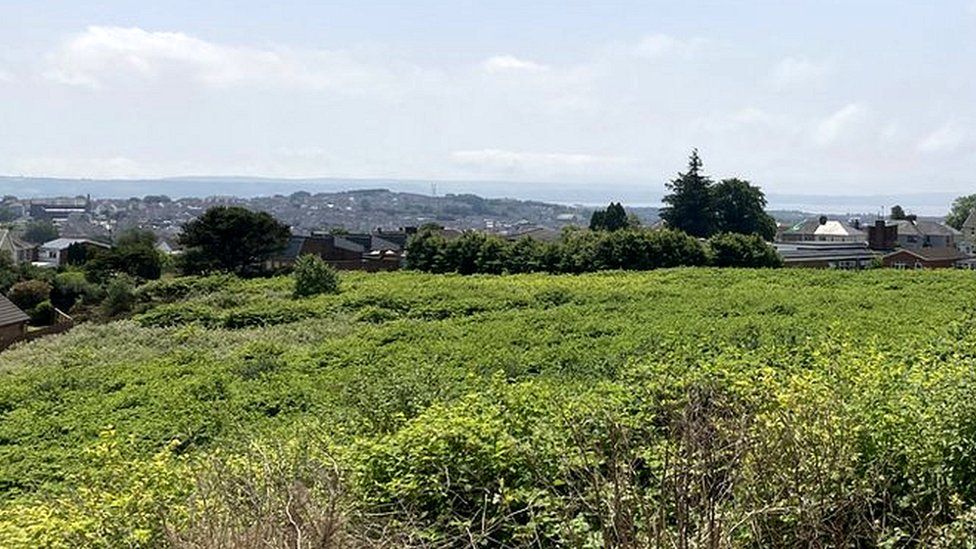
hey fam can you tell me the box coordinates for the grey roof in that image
[333,236,365,253]
[884,247,967,262]
[0,294,29,327]
[784,217,865,237]
[890,219,960,237]
[964,210,976,229]
[40,238,110,251]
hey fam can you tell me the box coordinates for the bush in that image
[293,255,340,298]
[708,233,783,268]
[7,280,51,311]
[101,275,136,318]
[52,271,103,312]
[28,300,55,326]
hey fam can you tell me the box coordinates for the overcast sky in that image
[0,1,974,196]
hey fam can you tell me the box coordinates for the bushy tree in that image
[708,233,783,268]
[890,205,907,221]
[51,271,102,312]
[293,254,340,298]
[589,202,629,232]
[406,229,450,273]
[22,220,58,244]
[8,279,52,311]
[101,275,136,317]
[712,178,777,241]
[661,150,716,238]
[178,206,290,276]
[945,194,976,230]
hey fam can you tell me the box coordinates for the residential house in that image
[778,217,866,244]
[882,247,968,269]
[0,295,29,350]
[270,233,402,271]
[960,210,976,255]
[0,229,35,265]
[889,218,959,250]
[37,238,111,268]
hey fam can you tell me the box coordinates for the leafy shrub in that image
[708,232,783,268]
[293,255,340,298]
[7,280,51,311]
[135,274,238,304]
[28,300,55,326]
[101,275,136,318]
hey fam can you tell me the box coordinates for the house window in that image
[894,262,908,270]
[915,261,923,270]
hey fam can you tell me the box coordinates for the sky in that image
[0,1,974,197]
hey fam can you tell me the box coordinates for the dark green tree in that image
[660,149,715,238]
[708,233,783,268]
[406,229,450,272]
[890,205,907,221]
[589,202,629,232]
[945,194,976,230]
[0,207,17,223]
[712,178,778,241]
[22,220,58,244]
[177,206,290,275]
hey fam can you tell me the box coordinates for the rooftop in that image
[0,295,29,327]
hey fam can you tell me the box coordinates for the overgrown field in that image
[3,269,976,546]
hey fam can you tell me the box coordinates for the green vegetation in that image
[661,150,777,240]
[177,206,290,276]
[21,220,58,245]
[3,269,976,546]
[946,194,976,230]
[293,254,341,298]
[589,202,630,231]
[406,226,783,274]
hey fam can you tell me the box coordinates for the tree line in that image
[406,227,780,274]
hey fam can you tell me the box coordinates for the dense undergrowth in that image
[2,269,976,546]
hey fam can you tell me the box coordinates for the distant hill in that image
[0,175,957,216]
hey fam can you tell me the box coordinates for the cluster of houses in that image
[774,213,976,269]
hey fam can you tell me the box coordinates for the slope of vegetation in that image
[2,269,976,546]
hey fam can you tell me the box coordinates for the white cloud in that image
[482,55,549,73]
[917,123,968,153]
[11,156,147,178]
[44,26,396,92]
[629,34,704,59]
[451,149,629,176]
[767,57,829,91]
[814,103,868,146]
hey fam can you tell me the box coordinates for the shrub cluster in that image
[292,255,341,298]
[406,228,780,274]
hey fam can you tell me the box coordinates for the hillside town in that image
[1,192,976,273]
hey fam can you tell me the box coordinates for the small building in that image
[0,295,29,350]
[29,197,91,224]
[776,242,879,269]
[37,238,111,268]
[882,247,967,269]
